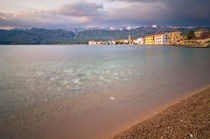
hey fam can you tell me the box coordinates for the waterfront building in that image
[169,31,185,44]
[124,39,129,44]
[116,39,125,44]
[108,40,117,45]
[128,35,131,41]
[88,40,106,45]
[145,34,155,45]
[111,40,117,45]
[128,35,133,44]
[154,32,169,44]
[194,28,209,38]
[133,39,139,44]
[136,37,145,44]
[88,40,97,45]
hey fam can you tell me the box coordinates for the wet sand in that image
[112,86,210,139]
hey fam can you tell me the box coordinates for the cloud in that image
[100,2,169,26]
[103,0,210,26]
[57,2,104,17]
[0,0,209,29]
[106,0,163,3]
[0,2,105,28]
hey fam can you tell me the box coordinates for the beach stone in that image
[77,73,85,77]
[36,72,44,76]
[72,79,80,84]
[63,80,69,85]
[56,87,61,92]
[189,134,193,138]
[50,77,55,81]
[66,85,80,91]
[63,69,73,73]
[110,96,115,100]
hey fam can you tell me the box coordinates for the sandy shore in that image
[112,86,210,139]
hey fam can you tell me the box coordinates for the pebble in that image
[63,80,69,85]
[50,77,55,81]
[72,79,80,84]
[63,69,73,73]
[189,134,193,138]
[110,96,115,100]
[66,85,81,91]
[56,87,61,91]
[36,72,44,76]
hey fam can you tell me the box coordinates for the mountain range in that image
[0,25,209,44]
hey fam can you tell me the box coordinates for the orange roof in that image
[146,34,155,37]
[154,32,167,35]
[146,32,168,37]
[138,37,145,39]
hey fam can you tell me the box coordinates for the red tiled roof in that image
[146,32,168,37]
[146,34,155,37]
[154,32,166,35]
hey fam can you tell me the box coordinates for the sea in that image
[0,45,210,139]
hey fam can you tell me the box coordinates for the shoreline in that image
[0,44,209,48]
[112,85,210,138]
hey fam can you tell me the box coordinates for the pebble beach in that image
[113,86,210,139]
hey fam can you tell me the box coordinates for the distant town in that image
[89,28,210,47]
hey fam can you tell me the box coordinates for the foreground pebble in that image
[113,87,210,139]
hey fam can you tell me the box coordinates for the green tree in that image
[187,31,195,39]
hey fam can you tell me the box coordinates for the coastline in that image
[0,44,209,48]
[112,85,210,139]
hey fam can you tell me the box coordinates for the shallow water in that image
[0,45,210,139]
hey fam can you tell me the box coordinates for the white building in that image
[154,32,169,44]
[88,40,106,45]
[124,40,129,44]
[133,39,139,44]
[88,40,97,45]
[136,37,145,44]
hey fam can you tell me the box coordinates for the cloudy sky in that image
[0,0,209,29]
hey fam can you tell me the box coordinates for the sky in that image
[0,0,209,29]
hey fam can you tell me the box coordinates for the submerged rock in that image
[36,72,44,76]
[110,96,115,100]
[63,80,69,85]
[50,77,55,81]
[56,87,61,92]
[72,79,80,84]
[66,85,81,91]
[63,69,73,73]
[77,73,85,77]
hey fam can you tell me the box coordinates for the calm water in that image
[0,45,210,139]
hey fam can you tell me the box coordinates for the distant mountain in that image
[0,28,75,44]
[0,26,209,44]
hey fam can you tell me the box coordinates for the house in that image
[116,39,125,44]
[136,37,145,44]
[194,28,209,38]
[130,39,136,44]
[133,39,139,44]
[124,39,129,44]
[168,31,185,44]
[88,40,106,45]
[108,40,117,45]
[88,40,97,45]
[145,34,155,45]
[154,32,169,44]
